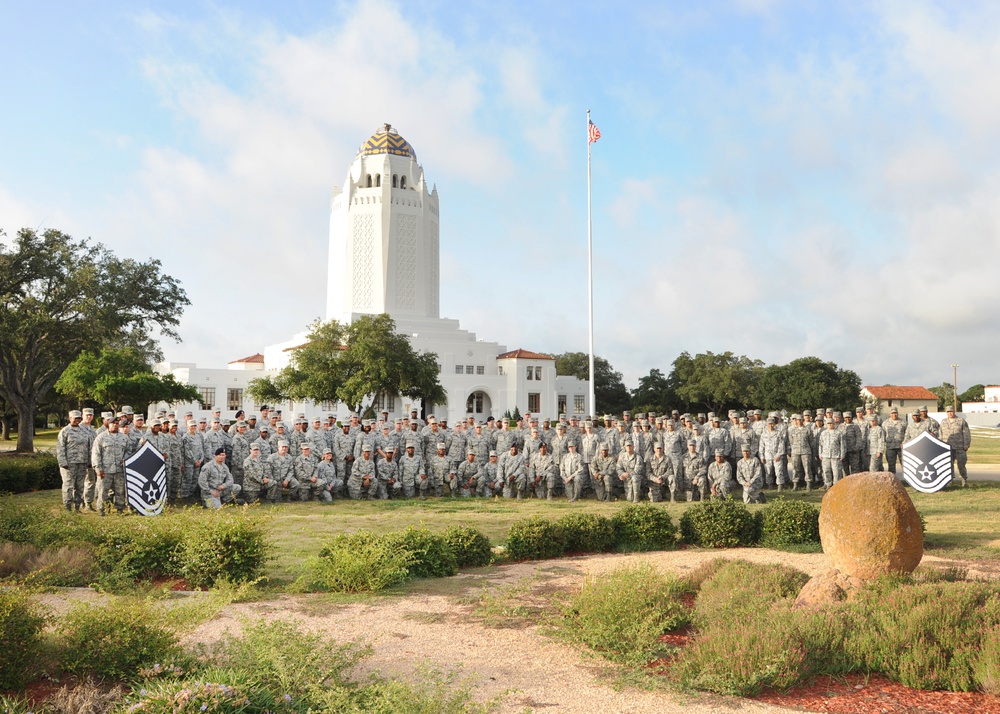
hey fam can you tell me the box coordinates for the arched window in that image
[366,174,372,188]
[375,174,381,187]
[400,176,407,189]
[392,174,398,188]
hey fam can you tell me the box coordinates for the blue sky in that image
[2,0,999,394]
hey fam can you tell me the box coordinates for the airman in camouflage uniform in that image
[243,444,277,503]
[616,441,644,503]
[181,420,206,504]
[786,414,813,491]
[481,450,502,497]
[199,448,242,508]
[707,449,736,500]
[819,419,846,488]
[904,411,930,442]
[559,442,583,501]
[759,417,789,490]
[661,420,686,490]
[500,443,528,499]
[80,409,99,511]
[456,450,480,498]
[940,406,972,487]
[646,444,672,502]
[882,407,906,476]
[841,413,863,475]
[397,442,425,498]
[591,444,618,501]
[736,444,765,504]
[527,442,555,499]
[57,410,93,512]
[229,422,251,490]
[293,444,321,501]
[466,423,490,465]
[163,420,183,505]
[91,418,128,514]
[866,414,886,472]
[919,406,940,437]
[375,446,398,499]
[425,443,451,497]
[494,420,519,457]
[349,444,378,499]
[267,441,299,502]
[684,439,708,500]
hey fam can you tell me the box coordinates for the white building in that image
[156,124,589,423]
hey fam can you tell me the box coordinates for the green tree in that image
[0,228,187,452]
[252,315,446,415]
[55,347,199,412]
[927,383,954,411]
[669,351,764,414]
[958,384,985,405]
[630,368,675,414]
[553,352,632,415]
[755,357,862,413]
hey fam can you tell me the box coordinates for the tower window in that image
[375,174,381,187]
[366,174,372,188]
[400,176,407,189]
[392,174,398,188]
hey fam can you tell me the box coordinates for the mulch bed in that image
[752,673,1000,713]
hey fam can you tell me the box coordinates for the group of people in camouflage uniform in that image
[55,400,973,513]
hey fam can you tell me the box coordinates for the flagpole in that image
[587,109,596,417]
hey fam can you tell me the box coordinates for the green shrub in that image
[59,598,181,681]
[441,525,492,568]
[504,516,566,561]
[0,454,60,494]
[121,674,299,713]
[0,587,46,689]
[759,498,820,547]
[556,513,616,554]
[174,509,271,588]
[386,527,458,579]
[693,560,809,626]
[680,499,758,548]
[975,626,1000,695]
[681,557,735,592]
[296,532,414,593]
[30,509,105,548]
[558,564,690,664]
[94,517,184,589]
[0,495,44,543]
[610,504,677,552]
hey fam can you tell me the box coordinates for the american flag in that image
[588,119,601,143]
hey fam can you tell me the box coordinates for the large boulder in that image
[819,472,923,579]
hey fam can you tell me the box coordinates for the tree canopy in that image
[552,352,632,415]
[755,356,862,413]
[247,314,446,415]
[630,368,675,415]
[669,351,764,414]
[0,228,188,451]
[55,346,199,412]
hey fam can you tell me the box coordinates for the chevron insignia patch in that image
[901,430,953,493]
[125,441,167,516]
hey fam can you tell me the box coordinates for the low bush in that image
[441,525,493,568]
[680,499,758,548]
[58,598,182,681]
[504,516,566,561]
[0,454,60,494]
[296,531,414,593]
[976,626,1000,695]
[122,675,298,714]
[557,513,616,554]
[692,560,809,626]
[0,587,46,690]
[0,495,44,543]
[557,564,690,665]
[610,504,677,552]
[386,527,458,579]
[94,517,184,590]
[174,509,271,588]
[759,498,820,547]
[681,557,735,592]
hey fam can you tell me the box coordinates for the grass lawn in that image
[970,429,1000,463]
[12,479,1000,585]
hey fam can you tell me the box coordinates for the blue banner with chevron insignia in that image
[901,430,953,493]
[125,441,167,515]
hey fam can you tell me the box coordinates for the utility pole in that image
[952,364,959,410]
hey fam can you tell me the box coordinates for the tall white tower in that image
[326,124,440,323]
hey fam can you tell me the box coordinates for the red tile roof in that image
[228,353,264,364]
[496,349,555,361]
[863,385,939,400]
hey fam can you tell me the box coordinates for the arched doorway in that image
[466,390,493,418]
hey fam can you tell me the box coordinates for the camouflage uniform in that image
[396,447,425,498]
[375,454,398,500]
[939,412,972,486]
[528,449,557,499]
[230,431,251,488]
[736,454,765,504]
[841,415,863,475]
[559,447,583,501]
[199,458,241,509]
[646,448,672,502]
[91,426,128,513]
[591,449,618,502]
[181,426,206,500]
[426,450,452,497]
[661,426,686,490]
[866,419,886,472]
[684,447,708,501]
[500,448,528,499]
[242,451,278,503]
[349,452,378,500]
[293,448,321,501]
[481,455,502,497]
[759,423,789,488]
[707,456,736,499]
[57,415,93,511]
[786,419,813,491]
[456,455,480,497]
[819,426,846,487]
[333,428,356,496]
[267,449,299,502]
[616,447,644,503]
[882,413,907,475]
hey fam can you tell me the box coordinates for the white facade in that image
[156,124,588,424]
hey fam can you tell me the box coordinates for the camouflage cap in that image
[714,449,725,457]
[69,409,82,419]
[890,407,899,413]
[946,405,955,412]
[437,442,446,450]
[791,413,802,420]
[301,443,311,450]
[259,425,270,433]
[687,439,697,446]
[323,447,332,455]
[467,448,475,455]
[82,408,94,415]
[489,450,497,457]
[869,414,879,422]
[920,406,929,412]
[362,443,372,452]
[803,409,812,416]
[277,439,288,448]
[122,406,134,414]
[766,416,776,424]
[843,411,852,418]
